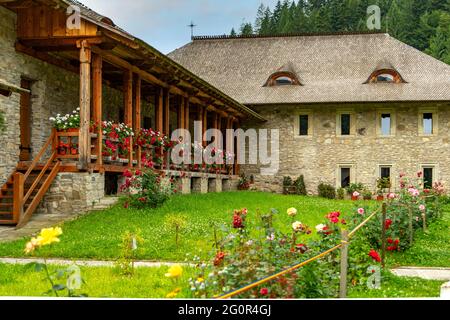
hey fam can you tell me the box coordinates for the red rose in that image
[369,249,381,262]
[260,288,269,296]
[385,219,393,230]
[214,251,226,266]
[233,214,243,229]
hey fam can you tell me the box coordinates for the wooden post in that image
[123,70,133,167]
[134,74,142,168]
[177,96,186,142]
[163,88,170,135]
[381,203,387,268]
[12,172,24,223]
[339,230,349,298]
[408,207,414,247]
[78,41,91,171]
[184,98,190,133]
[92,53,103,166]
[234,119,240,175]
[422,212,427,232]
[202,106,208,147]
[155,88,164,133]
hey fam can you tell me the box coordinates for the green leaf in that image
[52,284,66,291]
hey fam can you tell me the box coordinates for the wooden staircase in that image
[0,132,61,228]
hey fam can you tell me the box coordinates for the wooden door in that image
[19,79,32,161]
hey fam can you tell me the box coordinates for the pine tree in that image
[254,4,266,33]
[230,28,237,37]
[240,22,254,36]
[259,7,273,35]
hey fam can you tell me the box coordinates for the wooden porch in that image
[0,0,264,227]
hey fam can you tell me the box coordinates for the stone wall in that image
[37,172,105,215]
[242,102,450,194]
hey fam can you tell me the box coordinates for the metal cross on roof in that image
[188,21,197,39]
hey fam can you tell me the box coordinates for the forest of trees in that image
[230,0,450,64]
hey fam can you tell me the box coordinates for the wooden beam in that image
[18,36,106,50]
[92,53,103,166]
[78,41,91,171]
[163,88,170,135]
[15,42,79,74]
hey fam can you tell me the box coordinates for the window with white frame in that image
[419,108,438,136]
[336,111,355,136]
[294,111,313,137]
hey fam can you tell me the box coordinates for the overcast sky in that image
[81,0,278,54]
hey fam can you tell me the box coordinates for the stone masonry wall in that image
[37,173,105,215]
[242,102,450,194]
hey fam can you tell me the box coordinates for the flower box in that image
[283,186,297,195]
[376,195,384,201]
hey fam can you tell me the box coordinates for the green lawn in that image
[388,204,450,268]
[0,192,362,262]
[348,271,444,298]
[0,263,442,298]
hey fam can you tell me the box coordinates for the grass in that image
[387,204,450,268]
[0,192,362,262]
[0,263,443,299]
[348,271,444,298]
[0,263,194,298]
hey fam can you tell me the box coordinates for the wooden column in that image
[163,89,170,135]
[177,96,186,142]
[123,70,133,166]
[234,119,240,175]
[212,112,219,147]
[202,106,208,146]
[134,74,142,167]
[184,98,190,132]
[123,70,133,126]
[155,88,164,133]
[78,41,91,171]
[92,53,103,166]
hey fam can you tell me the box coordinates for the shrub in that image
[238,173,250,190]
[120,168,175,209]
[336,188,345,200]
[294,175,307,195]
[318,183,336,199]
[282,176,293,187]
[362,189,373,200]
[115,230,144,276]
[164,214,188,247]
[346,183,365,196]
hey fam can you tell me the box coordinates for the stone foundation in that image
[37,173,105,215]
[208,178,222,193]
[192,177,208,194]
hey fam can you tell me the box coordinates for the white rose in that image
[315,224,326,232]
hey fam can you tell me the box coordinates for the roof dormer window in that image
[264,72,301,87]
[365,68,405,84]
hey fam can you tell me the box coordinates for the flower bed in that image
[181,172,445,299]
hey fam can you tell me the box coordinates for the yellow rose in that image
[37,227,63,246]
[166,288,181,298]
[24,237,40,254]
[287,208,298,217]
[165,264,183,278]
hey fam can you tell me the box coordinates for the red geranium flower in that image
[369,249,381,262]
[123,169,133,178]
[213,251,226,266]
[233,214,243,229]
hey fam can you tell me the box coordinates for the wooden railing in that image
[15,131,62,228]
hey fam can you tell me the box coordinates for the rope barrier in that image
[217,205,383,299]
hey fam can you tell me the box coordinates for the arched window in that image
[365,69,405,84]
[264,72,300,87]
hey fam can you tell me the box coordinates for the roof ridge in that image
[192,30,387,41]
